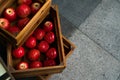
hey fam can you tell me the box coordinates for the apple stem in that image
[9,11,11,13]
[1,22,4,25]
[35,5,38,7]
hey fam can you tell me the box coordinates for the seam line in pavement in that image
[77,26,120,62]
[65,17,120,62]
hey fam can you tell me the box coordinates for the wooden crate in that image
[0,56,15,80]
[0,0,51,47]
[36,36,76,80]
[7,5,66,78]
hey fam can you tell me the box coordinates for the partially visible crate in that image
[62,36,76,59]
[0,56,15,80]
[0,0,51,47]
[7,5,66,78]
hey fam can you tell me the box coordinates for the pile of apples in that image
[12,20,58,70]
[0,0,42,36]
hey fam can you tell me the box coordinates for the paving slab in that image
[52,0,101,27]
[117,75,120,80]
[78,0,120,61]
[49,19,120,80]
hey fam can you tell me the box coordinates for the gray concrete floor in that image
[49,0,120,80]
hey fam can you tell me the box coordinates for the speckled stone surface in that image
[48,0,120,80]
[49,29,120,80]
[52,0,101,27]
[78,0,120,61]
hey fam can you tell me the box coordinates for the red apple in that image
[44,32,55,44]
[12,46,25,58]
[27,49,40,61]
[3,8,16,22]
[46,48,57,59]
[18,0,32,5]
[37,40,49,53]
[29,61,42,68]
[25,36,36,48]
[31,2,41,15]
[43,59,56,67]
[17,17,30,30]
[16,4,31,18]
[33,28,45,40]
[43,21,53,32]
[7,25,20,36]
[16,61,29,70]
[0,18,10,29]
